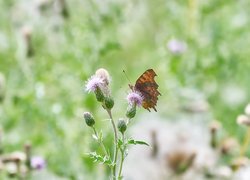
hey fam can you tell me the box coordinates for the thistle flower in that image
[85,75,105,102]
[167,39,187,54]
[95,68,110,86]
[31,156,46,170]
[85,75,104,93]
[126,91,143,107]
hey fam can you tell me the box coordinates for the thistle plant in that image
[84,68,149,180]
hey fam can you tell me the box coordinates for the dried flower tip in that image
[24,142,32,151]
[31,156,46,170]
[10,152,27,162]
[209,120,221,134]
[85,75,104,93]
[22,26,32,40]
[117,119,127,134]
[83,112,95,127]
[126,105,136,119]
[126,91,143,107]
[231,157,249,171]
[104,96,114,110]
[95,68,110,86]
[245,103,250,116]
[237,115,250,126]
[166,150,196,174]
[220,138,238,155]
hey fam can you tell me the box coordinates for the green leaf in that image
[127,139,149,146]
[99,131,103,142]
[118,138,123,146]
[86,152,112,166]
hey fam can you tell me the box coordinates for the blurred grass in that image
[0,0,250,178]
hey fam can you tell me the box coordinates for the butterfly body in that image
[130,69,161,112]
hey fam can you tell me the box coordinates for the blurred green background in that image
[1,0,250,179]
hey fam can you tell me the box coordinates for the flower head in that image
[31,156,46,170]
[126,91,143,107]
[237,114,250,126]
[95,68,110,86]
[85,75,104,93]
[167,39,187,54]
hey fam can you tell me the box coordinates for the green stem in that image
[92,127,108,157]
[107,109,118,180]
[188,0,198,39]
[240,127,250,156]
[118,133,125,179]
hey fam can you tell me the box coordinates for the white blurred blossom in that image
[244,103,250,116]
[123,114,217,180]
[234,166,250,180]
[51,103,62,114]
[35,82,45,99]
[221,84,246,107]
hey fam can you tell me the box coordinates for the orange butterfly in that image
[129,69,161,112]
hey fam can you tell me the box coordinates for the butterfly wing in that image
[135,69,161,112]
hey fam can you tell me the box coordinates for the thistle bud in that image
[95,87,105,102]
[117,119,127,134]
[126,105,136,119]
[104,96,114,110]
[83,112,95,127]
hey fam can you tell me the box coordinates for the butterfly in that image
[129,69,161,112]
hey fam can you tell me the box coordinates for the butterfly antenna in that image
[122,70,132,84]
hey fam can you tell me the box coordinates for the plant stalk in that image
[118,133,125,179]
[107,109,118,179]
[240,127,250,156]
[92,127,108,157]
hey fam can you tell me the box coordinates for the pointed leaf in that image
[128,139,149,146]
